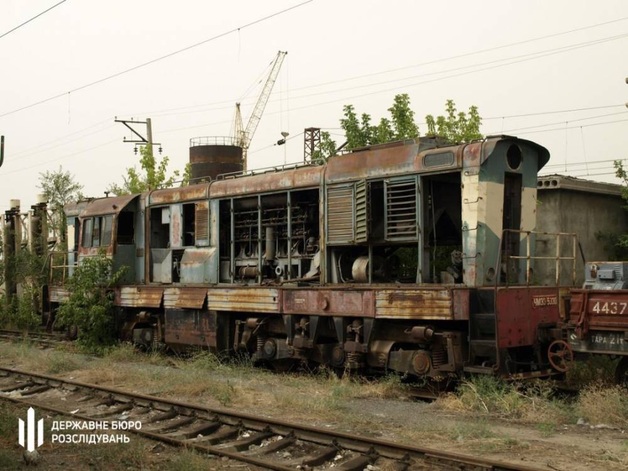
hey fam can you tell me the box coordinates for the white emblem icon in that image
[18,407,44,452]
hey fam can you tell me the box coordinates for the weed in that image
[566,355,618,387]
[536,422,556,437]
[166,450,216,471]
[450,420,495,441]
[436,376,572,427]
[0,450,15,470]
[0,404,16,440]
[575,385,628,427]
[185,350,223,371]
[46,352,85,374]
[502,437,530,449]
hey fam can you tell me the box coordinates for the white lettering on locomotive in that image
[532,295,557,308]
[590,301,628,315]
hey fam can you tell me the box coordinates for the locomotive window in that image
[82,218,93,248]
[506,145,522,170]
[183,203,195,246]
[92,217,101,247]
[117,212,135,245]
[102,215,113,246]
[150,207,169,249]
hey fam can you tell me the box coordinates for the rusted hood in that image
[81,194,139,218]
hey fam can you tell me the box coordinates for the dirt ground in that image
[0,342,626,471]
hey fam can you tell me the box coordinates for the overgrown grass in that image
[566,355,618,387]
[436,375,573,425]
[436,373,628,432]
[575,384,628,427]
[165,450,216,471]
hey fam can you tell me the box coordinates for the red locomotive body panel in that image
[567,289,628,355]
[496,287,562,349]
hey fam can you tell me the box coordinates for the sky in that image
[1,0,627,211]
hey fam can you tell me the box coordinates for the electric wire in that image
[0,0,313,119]
[0,0,67,40]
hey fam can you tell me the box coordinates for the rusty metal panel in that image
[385,177,418,241]
[207,287,279,313]
[326,142,420,184]
[195,201,210,246]
[164,309,216,348]
[495,287,561,349]
[567,289,628,354]
[180,247,216,284]
[282,289,374,317]
[452,289,470,320]
[164,287,207,309]
[210,166,323,198]
[375,289,453,319]
[117,286,163,308]
[81,194,138,218]
[326,184,354,244]
[148,183,210,205]
[570,289,628,331]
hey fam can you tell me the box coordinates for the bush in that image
[56,252,126,352]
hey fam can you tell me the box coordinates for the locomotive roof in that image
[209,164,324,198]
[80,194,138,218]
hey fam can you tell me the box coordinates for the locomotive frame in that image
[29,135,583,380]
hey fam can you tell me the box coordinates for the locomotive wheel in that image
[547,340,574,373]
[615,357,628,387]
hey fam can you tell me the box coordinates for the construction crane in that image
[235,50,287,171]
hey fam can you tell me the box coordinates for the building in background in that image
[536,174,628,286]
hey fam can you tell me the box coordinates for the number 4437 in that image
[591,301,628,315]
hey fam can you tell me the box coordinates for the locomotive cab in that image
[75,194,143,284]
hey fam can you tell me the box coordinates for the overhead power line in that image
[0,0,67,40]
[285,15,628,93]
[0,0,312,119]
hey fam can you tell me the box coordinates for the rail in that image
[189,136,241,147]
[496,229,579,287]
[0,367,546,471]
[217,160,318,180]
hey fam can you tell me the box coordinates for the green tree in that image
[600,160,628,258]
[340,105,372,149]
[388,93,419,140]
[38,166,84,250]
[108,146,187,196]
[425,99,482,144]
[315,96,482,161]
[339,94,420,150]
[312,131,337,164]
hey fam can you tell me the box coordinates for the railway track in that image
[0,366,545,471]
[0,329,68,348]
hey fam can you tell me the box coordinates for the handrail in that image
[494,229,578,287]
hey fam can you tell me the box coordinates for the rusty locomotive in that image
[34,135,580,380]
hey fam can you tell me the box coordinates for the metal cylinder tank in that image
[189,137,243,183]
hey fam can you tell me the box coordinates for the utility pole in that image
[114,117,161,157]
[0,135,4,168]
[303,127,321,163]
